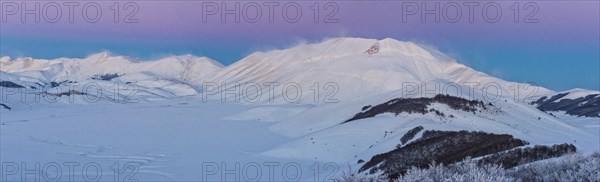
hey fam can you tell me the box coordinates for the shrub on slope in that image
[340,152,599,182]
[359,130,528,179]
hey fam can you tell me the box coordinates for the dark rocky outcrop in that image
[47,90,87,97]
[91,73,123,81]
[0,81,25,88]
[49,80,77,88]
[364,43,380,55]
[0,103,10,110]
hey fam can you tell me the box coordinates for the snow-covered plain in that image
[1,38,598,181]
[1,100,342,181]
[1,98,597,181]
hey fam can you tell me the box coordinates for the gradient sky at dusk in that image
[0,1,598,91]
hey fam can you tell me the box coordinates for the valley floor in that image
[0,99,598,181]
[0,100,337,181]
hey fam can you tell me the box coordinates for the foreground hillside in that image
[1,98,597,181]
[339,152,600,182]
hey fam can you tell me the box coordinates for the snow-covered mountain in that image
[207,38,552,103]
[0,52,224,104]
[1,37,596,121]
[263,84,596,162]
[0,38,560,105]
[1,52,223,82]
[1,37,598,181]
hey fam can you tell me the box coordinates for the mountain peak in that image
[167,55,225,68]
[87,51,111,59]
[85,51,130,63]
[0,56,11,63]
[299,38,448,61]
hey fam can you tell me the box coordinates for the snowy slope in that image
[207,38,552,104]
[0,38,555,104]
[0,70,45,84]
[533,88,600,117]
[0,71,47,110]
[556,89,600,100]
[263,83,597,163]
[0,53,224,105]
[1,52,224,83]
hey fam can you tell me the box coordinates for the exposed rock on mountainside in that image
[364,42,380,55]
[46,90,88,97]
[0,81,25,88]
[0,103,10,110]
[91,73,124,81]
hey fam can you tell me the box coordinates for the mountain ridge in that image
[1,38,596,105]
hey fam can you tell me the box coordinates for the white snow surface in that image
[1,38,598,181]
[555,88,600,101]
[207,38,552,104]
[1,52,224,99]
